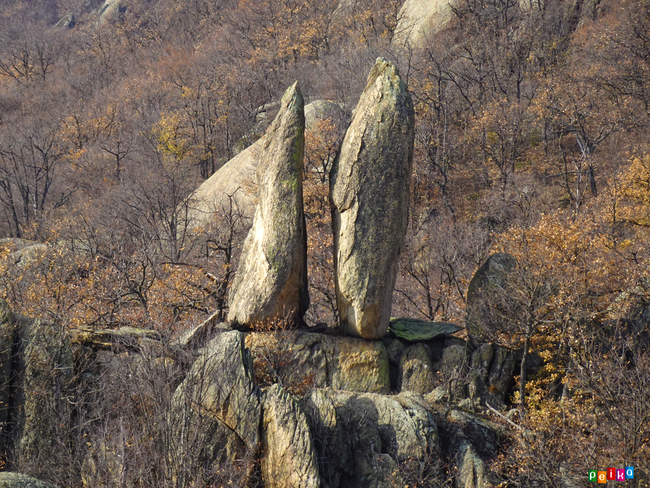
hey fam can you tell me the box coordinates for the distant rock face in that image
[393,0,453,47]
[185,100,348,234]
[186,138,263,231]
[398,343,436,394]
[228,82,309,327]
[330,58,415,339]
[261,385,320,488]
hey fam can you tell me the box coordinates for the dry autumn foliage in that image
[0,0,650,485]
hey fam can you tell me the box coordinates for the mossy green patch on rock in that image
[228,82,308,327]
[389,318,462,342]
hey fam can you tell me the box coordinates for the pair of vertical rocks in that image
[228,58,415,340]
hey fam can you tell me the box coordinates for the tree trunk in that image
[520,333,530,411]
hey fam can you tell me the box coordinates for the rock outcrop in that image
[398,343,436,394]
[170,330,260,485]
[0,300,13,459]
[185,100,348,233]
[393,0,453,48]
[446,410,499,488]
[246,330,390,394]
[468,343,516,409]
[228,82,309,327]
[0,302,74,478]
[261,384,320,488]
[0,472,60,488]
[301,388,441,488]
[15,317,74,474]
[330,58,415,339]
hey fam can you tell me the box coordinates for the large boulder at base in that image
[261,384,320,488]
[170,330,260,486]
[185,100,348,233]
[0,472,60,488]
[245,330,390,394]
[330,58,415,339]
[466,253,518,346]
[301,389,440,488]
[228,82,309,327]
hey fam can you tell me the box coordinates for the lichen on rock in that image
[330,58,415,339]
[228,82,309,327]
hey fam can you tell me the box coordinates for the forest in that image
[0,0,649,485]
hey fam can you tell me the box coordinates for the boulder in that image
[228,82,309,327]
[0,238,39,253]
[185,100,348,233]
[301,388,440,488]
[385,336,407,365]
[434,344,470,401]
[171,312,231,351]
[0,302,74,478]
[446,410,499,488]
[0,473,60,488]
[398,343,436,394]
[389,318,462,342]
[185,137,263,233]
[261,384,320,488]
[392,0,453,48]
[245,330,390,394]
[12,315,74,478]
[487,346,516,405]
[466,253,518,346]
[330,58,415,339]
[170,330,260,485]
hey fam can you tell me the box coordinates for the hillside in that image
[0,0,649,486]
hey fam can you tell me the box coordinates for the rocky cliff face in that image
[0,298,522,488]
[393,0,452,47]
[330,58,415,339]
[228,82,309,327]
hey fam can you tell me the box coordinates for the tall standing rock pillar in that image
[228,82,309,327]
[330,58,415,339]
